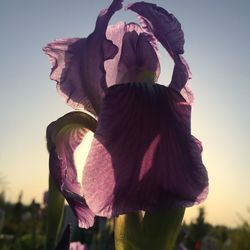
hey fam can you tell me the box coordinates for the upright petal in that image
[128,2,193,100]
[83,83,208,218]
[43,0,123,115]
[47,112,97,228]
[171,55,194,103]
[105,22,160,86]
[43,38,96,114]
[127,2,184,57]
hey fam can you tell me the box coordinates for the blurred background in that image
[0,0,249,249]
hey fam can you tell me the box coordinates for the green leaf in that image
[45,111,97,248]
[45,175,65,250]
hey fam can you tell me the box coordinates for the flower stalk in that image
[115,208,185,250]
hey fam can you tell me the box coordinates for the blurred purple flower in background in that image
[43,191,49,205]
[44,0,208,229]
[70,241,88,250]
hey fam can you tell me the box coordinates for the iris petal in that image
[105,22,141,86]
[43,1,123,115]
[105,22,160,86]
[127,2,184,56]
[83,83,208,218]
[43,38,96,115]
[47,112,97,228]
[128,2,193,102]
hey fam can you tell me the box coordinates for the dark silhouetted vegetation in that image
[0,191,249,249]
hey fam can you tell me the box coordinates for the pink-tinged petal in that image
[47,112,97,228]
[43,0,123,115]
[116,30,160,84]
[70,241,88,250]
[128,2,192,100]
[105,22,129,86]
[105,22,160,86]
[83,83,208,218]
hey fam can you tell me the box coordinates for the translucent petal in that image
[43,38,97,114]
[47,112,97,228]
[83,83,208,218]
[127,2,184,56]
[43,0,123,115]
[105,22,160,86]
[128,2,192,101]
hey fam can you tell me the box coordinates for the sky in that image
[0,0,249,227]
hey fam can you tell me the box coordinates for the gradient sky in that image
[1,0,249,227]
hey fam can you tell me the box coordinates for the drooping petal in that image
[43,0,124,115]
[128,2,193,101]
[47,112,97,228]
[83,83,208,218]
[105,22,160,86]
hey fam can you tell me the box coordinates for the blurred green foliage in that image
[0,188,249,250]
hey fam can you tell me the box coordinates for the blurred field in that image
[0,190,249,250]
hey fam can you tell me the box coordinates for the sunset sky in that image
[1,0,249,227]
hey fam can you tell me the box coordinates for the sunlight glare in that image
[74,131,94,183]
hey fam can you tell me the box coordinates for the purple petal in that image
[127,2,184,56]
[105,22,139,86]
[47,112,97,228]
[83,83,208,218]
[128,2,193,102]
[43,38,97,114]
[105,22,160,86]
[43,0,123,115]
[169,55,193,103]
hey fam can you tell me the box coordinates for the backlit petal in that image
[105,22,160,86]
[47,112,97,228]
[43,38,97,114]
[83,83,208,218]
[128,2,192,101]
[43,0,123,115]
[127,2,184,56]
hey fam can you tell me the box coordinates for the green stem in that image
[142,208,185,250]
[115,212,143,250]
[115,208,185,250]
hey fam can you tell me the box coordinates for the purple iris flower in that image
[44,0,208,229]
